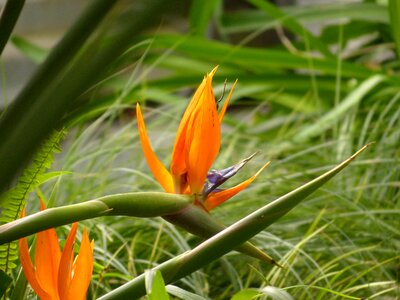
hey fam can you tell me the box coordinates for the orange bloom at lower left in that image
[19,201,94,300]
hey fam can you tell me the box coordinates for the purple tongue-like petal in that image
[203,152,258,196]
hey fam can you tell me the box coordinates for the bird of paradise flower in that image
[136,66,269,211]
[136,66,278,265]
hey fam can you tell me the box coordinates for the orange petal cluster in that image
[19,201,94,300]
[137,66,267,210]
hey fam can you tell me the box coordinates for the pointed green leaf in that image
[231,289,260,300]
[9,268,28,300]
[145,270,170,300]
[11,36,48,63]
[189,0,220,36]
[166,285,207,300]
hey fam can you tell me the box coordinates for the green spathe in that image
[0,192,192,245]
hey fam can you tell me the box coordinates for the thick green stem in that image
[0,0,26,56]
[0,192,191,245]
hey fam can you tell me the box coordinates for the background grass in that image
[2,0,399,299]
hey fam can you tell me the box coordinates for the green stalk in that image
[0,192,191,245]
[98,145,369,300]
[0,0,26,56]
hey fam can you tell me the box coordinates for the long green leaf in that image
[248,0,333,58]
[294,75,384,143]
[11,36,48,63]
[147,34,375,78]
[220,2,388,34]
[189,0,220,36]
[388,0,400,60]
[0,0,25,56]
[97,145,369,300]
[0,0,187,196]
[0,0,118,195]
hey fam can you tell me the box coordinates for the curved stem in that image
[0,192,191,245]
[0,0,25,56]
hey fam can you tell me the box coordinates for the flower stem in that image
[0,192,191,245]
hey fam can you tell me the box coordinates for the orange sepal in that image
[170,66,219,189]
[58,223,78,300]
[204,162,270,211]
[19,207,52,300]
[35,200,61,299]
[185,69,220,193]
[171,76,207,179]
[65,227,93,300]
[218,79,237,123]
[136,103,174,193]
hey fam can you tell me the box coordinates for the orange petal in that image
[35,200,61,299]
[218,79,237,123]
[19,236,52,300]
[58,223,78,300]
[65,227,93,300]
[204,162,270,211]
[171,66,219,180]
[185,71,220,194]
[136,103,174,193]
[171,77,207,179]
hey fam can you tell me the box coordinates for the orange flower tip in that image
[231,79,238,90]
[218,79,238,123]
[254,161,271,178]
[136,103,142,117]
[39,198,46,211]
[70,222,79,237]
[208,65,219,77]
[20,208,26,218]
